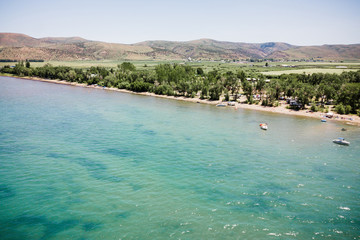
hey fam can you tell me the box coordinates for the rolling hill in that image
[0,33,359,61]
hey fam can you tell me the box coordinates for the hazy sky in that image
[1,0,359,45]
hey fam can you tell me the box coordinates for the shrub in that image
[311,104,318,112]
[345,105,352,114]
[154,85,174,96]
[335,104,345,114]
[130,81,151,92]
[117,81,130,89]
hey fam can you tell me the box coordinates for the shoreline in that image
[3,75,360,127]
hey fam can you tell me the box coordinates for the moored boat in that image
[332,137,350,146]
[260,123,268,130]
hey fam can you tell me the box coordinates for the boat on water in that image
[216,103,226,107]
[321,119,327,122]
[333,137,350,146]
[260,123,268,130]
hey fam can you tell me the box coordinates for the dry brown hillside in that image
[0,33,359,61]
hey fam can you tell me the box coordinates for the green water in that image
[0,76,359,239]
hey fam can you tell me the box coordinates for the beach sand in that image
[5,75,360,127]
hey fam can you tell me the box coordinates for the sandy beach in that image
[4,75,360,127]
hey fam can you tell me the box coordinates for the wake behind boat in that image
[333,137,350,146]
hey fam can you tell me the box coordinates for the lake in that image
[0,76,359,239]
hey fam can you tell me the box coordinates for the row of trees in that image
[1,62,360,115]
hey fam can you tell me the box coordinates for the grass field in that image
[261,68,359,76]
[1,60,360,75]
[0,60,246,73]
[0,60,181,69]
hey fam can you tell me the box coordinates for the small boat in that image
[321,119,327,122]
[260,123,268,130]
[216,103,226,107]
[333,137,350,146]
[341,128,347,131]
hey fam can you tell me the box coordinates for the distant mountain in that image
[135,39,294,60]
[0,33,41,47]
[0,33,359,61]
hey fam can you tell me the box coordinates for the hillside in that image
[271,44,360,61]
[0,33,359,61]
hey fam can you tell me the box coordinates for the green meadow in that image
[261,68,359,76]
[1,60,360,75]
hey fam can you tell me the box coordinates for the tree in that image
[177,79,190,95]
[296,83,314,107]
[241,80,253,103]
[236,70,246,82]
[224,71,239,98]
[337,83,360,113]
[103,75,118,87]
[209,84,222,101]
[68,70,77,82]
[196,67,204,75]
[256,78,266,100]
[118,62,136,73]
[224,89,230,101]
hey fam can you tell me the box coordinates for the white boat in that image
[333,137,350,146]
[260,123,268,130]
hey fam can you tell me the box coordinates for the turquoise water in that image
[0,76,359,239]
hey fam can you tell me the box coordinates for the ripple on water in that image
[103,148,135,158]
[0,184,15,199]
[82,222,104,232]
[47,152,124,182]
[12,215,80,239]
[1,77,360,239]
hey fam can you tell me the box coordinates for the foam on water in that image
[0,77,360,239]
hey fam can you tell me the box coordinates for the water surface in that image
[0,77,359,239]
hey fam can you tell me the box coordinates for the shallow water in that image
[0,76,359,239]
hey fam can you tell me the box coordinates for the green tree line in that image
[1,61,360,115]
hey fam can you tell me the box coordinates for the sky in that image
[1,0,360,46]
